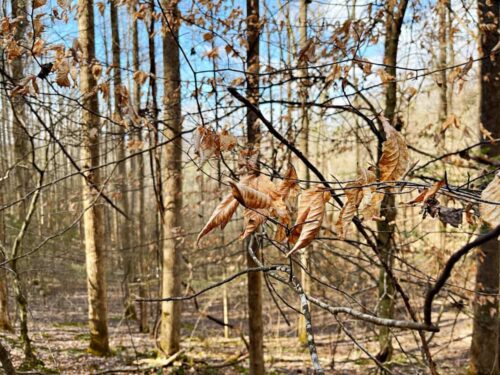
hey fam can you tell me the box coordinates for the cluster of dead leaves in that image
[197,165,331,257]
[407,179,463,228]
[193,126,238,163]
[335,118,410,239]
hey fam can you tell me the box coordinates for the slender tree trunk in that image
[246,0,265,373]
[9,0,40,365]
[130,3,149,333]
[437,0,448,266]
[0,178,12,332]
[109,0,136,320]
[296,0,311,346]
[10,0,30,216]
[158,0,183,356]
[376,0,408,363]
[470,0,500,373]
[78,0,110,356]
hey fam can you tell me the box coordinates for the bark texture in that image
[78,0,110,356]
[158,0,183,356]
[246,0,265,372]
[470,0,500,373]
[376,0,408,362]
[297,0,311,346]
[110,0,135,320]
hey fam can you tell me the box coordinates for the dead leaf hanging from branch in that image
[287,187,331,256]
[379,118,410,182]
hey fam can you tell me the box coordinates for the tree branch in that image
[424,225,500,325]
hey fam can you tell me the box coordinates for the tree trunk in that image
[78,0,110,356]
[470,0,500,373]
[376,0,408,362]
[9,0,40,365]
[109,0,136,321]
[158,0,183,356]
[296,0,311,346]
[130,3,149,333]
[0,180,12,332]
[246,0,265,373]
[0,339,15,375]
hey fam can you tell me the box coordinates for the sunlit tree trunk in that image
[297,0,311,346]
[246,0,265,373]
[130,3,149,333]
[110,0,136,320]
[78,0,110,356]
[158,0,183,356]
[377,0,408,362]
[470,0,500,373]
[9,0,40,364]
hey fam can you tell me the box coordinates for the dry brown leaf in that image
[336,182,363,240]
[33,0,47,9]
[96,2,105,16]
[361,192,385,221]
[230,182,272,209]
[407,180,445,205]
[336,168,378,237]
[203,32,214,42]
[219,129,237,151]
[277,164,300,201]
[91,63,102,80]
[241,208,268,239]
[379,117,410,182]
[441,114,460,133]
[274,213,291,242]
[196,193,239,246]
[193,127,216,163]
[133,71,149,86]
[479,122,495,143]
[32,38,45,56]
[287,187,331,256]
[205,47,219,60]
[480,173,500,228]
[6,40,22,61]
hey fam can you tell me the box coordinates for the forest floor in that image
[1,290,473,374]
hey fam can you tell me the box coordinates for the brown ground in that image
[1,288,474,374]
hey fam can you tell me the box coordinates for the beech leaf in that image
[407,180,445,205]
[196,194,239,246]
[230,182,272,209]
[379,118,410,182]
[336,181,363,240]
[277,164,300,201]
[287,187,331,256]
[241,208,268,239]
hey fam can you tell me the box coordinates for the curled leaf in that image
[379,118,410,182]
[241,208,268,239]
[407,180,445,205]
[277,164,300,201]
[133,71,149,86]
[287,187,331,256]
[230,182,272,209]
[336,184,363,240]
[196,194,239,246]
